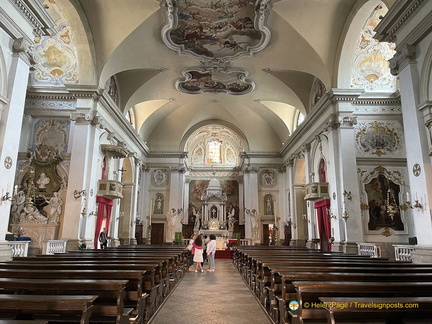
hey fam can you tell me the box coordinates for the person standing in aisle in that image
[187,233,196,271]
[192,234,204,272]
[206,234,217,272]
[99,227,108,249]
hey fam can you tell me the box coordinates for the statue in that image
[227,208,237,230]
[192,207,201,232]
[250,209,260,240]
[266,197,273,215]
[155,196,162,214]
[20,204,48,224]
[36,172,50,190]
[166,208,177,241]
[11,190,26,223]
[45,191,63,224]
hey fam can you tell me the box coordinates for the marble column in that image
[64,106,99,250]
[243,166,259,241]
[398,55,432,246]
[167,166,186,242]
[0,39,33,260]
[323,114,344,250]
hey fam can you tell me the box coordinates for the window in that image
[207,140,222,164]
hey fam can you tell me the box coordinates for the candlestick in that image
[149,199,152,225]
[406,192,410,202]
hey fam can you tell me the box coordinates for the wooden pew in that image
[276,271,432,324]
[233,247,432,324]
[0,269,146,324]
[319,297,432,324]
[0,278,130,324]
[260,264,432,319]
[2,261,160,320]
[0,294,97,324]
[291,281,432,324]
[0,321,47,324]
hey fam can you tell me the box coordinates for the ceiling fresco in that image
[176,67,255,95]
[161,0,272,95]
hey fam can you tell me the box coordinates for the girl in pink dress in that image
[192,234,204,272]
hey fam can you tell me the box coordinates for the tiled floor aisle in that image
[150,259,273,324]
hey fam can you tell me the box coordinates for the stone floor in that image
[149,259,273,324]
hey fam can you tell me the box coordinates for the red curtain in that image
[94,196,113,248]
[314,199,331,251]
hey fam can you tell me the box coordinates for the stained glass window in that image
[207,140,222,163]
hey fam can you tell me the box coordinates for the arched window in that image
[207,140,222,164]
[185,124,245,167]
[297,112,305,127]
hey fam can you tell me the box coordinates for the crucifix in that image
[118,167,126,181]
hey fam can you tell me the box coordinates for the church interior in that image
[0,0,432,265]
[2,0,432,323]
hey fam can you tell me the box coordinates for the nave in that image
[150,259,272,324]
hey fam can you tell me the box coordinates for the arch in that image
[180,119,250,152]
[121,158,133,183]
[335,0,396,91]
[34,0,96,85]
[0,46,7,100]
[420,41,432,103]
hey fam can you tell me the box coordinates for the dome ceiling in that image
[72,0,384,152]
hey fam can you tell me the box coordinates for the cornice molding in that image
[26,87,76,101]
[7,0,56,37]
[240,152,281,159]
[65,85,102,100]
[147,152,188,159]
[327,89,363,103]
[374,0,427,43]
[352,93,401,106]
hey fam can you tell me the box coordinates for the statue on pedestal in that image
[250,209,260,240]
[192,207,201,232]
[166,208,177,241]
[227,208,237,230]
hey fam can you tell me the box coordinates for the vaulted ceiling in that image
[64,0,395,153]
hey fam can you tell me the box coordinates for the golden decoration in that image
[360,203,370,210]
[380,228,392,237]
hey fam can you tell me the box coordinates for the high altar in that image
[198,178,230,246]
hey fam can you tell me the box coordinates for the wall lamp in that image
[343,190,352,200]
[74,189,86,199]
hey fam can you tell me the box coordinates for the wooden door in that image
[151,223,164,245]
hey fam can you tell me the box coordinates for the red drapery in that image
[94,196,113,249]
[314,199,331,251]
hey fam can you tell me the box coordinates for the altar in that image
[199,229,229,250]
